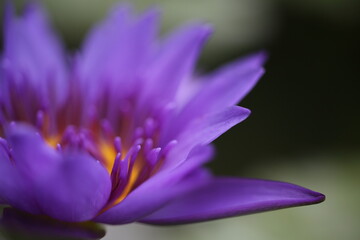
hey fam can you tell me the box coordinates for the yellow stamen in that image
[99,141,117,173]
[46,135,61,148]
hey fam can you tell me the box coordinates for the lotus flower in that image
[0,3,324,225]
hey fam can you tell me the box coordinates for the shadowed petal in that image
[0,207,106,240]
[140,177,325,225]
[94,145,214,224]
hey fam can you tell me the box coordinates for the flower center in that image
[39,114,176,209]
[0,79,177,207]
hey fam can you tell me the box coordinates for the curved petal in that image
[186,52,265,113]
[140,177,325,225]
[5,124,61,179]
[5,124,111,222]
[36,152,111,222]
[165,52,266,140]
[0,138,41,214]
[162,106,250,168]
[94,145,214,224]
[4,124,61,214]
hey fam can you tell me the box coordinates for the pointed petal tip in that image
[254,50,269,65]
[305,189,325,204]
[233,50,268,71]
[3,1,14,28]
[242,106,252,117]
[24,1,42,13]
[173,23,213,49]
[180,22,214,42]
[141,5,162,19]
[21,1,49,23]
[196,23,214,41]
[139,178,325,225]
[109,2,134,18]
[225,106,252,124]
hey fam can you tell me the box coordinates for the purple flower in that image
[0,3,324,225]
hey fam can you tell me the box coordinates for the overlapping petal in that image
[163,106,250,168]
[140,24,212,104]
[95,145,214,224]
[161,52,265,142]
[78,5,159,102]
[5,124,111,222]
[2,3,68,107]
[36,152,111,222]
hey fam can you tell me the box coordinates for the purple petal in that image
[5,124,111,222]
[4,124,62,214]
[140,177,325,225]
[165,52,266,140]
[162,106,250,168]
[94,145,214,224]
[0,138,41,214]
[78,6,159,102]
[78,4,132,79]
[3,3,68,107]
[36,152,111,222]
[5,124,61,179]
[186,52,265,114]
[139,24,212,105]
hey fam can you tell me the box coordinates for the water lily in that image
[0,3,324,225]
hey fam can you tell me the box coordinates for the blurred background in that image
[1,0,359,239]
